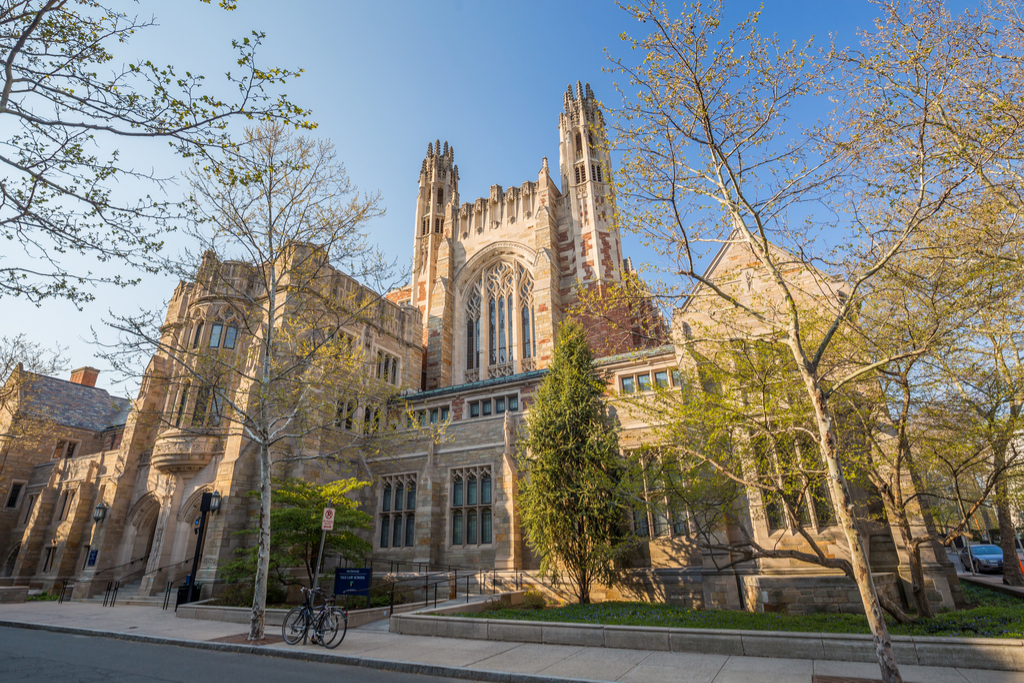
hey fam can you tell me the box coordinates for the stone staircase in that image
[78,579,166,607]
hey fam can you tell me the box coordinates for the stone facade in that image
[0,81,964,616]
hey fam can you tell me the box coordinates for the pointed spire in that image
[448,144,455,161]
[435,139,441,155]
[427,141,433,156]
[586,82,594,99]
[443,140,449,156]
[576,80,583,100]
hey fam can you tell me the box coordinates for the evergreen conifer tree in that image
[517,320,635,603]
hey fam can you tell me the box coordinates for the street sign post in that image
[312,502,334,591]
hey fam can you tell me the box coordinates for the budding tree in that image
[608,1,987,680]
[0,0,311,304]
[104,121,404,640]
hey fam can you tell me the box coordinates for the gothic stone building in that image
[0,82,963,614]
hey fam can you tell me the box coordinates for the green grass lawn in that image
[458,583,1024,639]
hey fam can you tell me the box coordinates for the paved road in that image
[0,626,470,683]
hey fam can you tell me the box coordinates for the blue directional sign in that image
[87,550,98,567]
[334,567,372,597]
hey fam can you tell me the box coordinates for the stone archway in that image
[121,494,161,585]
[2,543,20,578]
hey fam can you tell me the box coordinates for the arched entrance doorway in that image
[123,494,161,584]
[2,543,20,578]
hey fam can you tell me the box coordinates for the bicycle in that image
[281,586,347,648]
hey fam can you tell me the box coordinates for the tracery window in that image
[379,473,417,550]
[465,262,536,380]
[450,466,492,547]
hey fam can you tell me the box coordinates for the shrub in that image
[27,591,59,602]
[482,596,512,612]
[521,589,547,610]
[218,582,287,607]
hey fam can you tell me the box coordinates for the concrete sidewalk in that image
[960,572,1024,600]
[0,602,1020,683]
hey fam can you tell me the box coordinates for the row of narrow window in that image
[573,163,604,184]
[467,394,518,418]
[376,352,400,384]
[172,383,225,429]
[191,321,238,350]
[620,369,681,394]
[574,131,595,159]
[408,405,449,427]
[380,477,416,549]
[421,218,444,235]
[451,469,492,547]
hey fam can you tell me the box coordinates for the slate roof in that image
[20,372,132,433]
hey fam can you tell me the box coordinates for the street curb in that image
[0,619,600,683]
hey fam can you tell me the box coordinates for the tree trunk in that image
[248,442,272,640]
[892,513,933,618]
[800,374,903,683]
[990,433,1024,587]
[997,496,1023,586]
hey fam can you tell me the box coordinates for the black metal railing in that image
[102,580,120,607]
[57,579,74,604]
[333,562,525,617]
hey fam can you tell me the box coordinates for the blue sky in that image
[3,0,888,393]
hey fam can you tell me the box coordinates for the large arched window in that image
[465,261,536,381]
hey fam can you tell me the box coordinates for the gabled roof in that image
[676,229,846,316]
[20,372,131,432]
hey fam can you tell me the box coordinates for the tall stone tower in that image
[410,141,459,389]
[557,81,623,292]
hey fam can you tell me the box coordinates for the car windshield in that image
[971,545,1002,556]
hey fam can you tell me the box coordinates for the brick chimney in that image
[70,366,100,387]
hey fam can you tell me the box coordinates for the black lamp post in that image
[185,491,220,604]
[92,502,108,523]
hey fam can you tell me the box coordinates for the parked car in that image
[959,544,1004,573]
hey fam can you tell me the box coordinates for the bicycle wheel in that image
[282,606,309,645]
[321,607,347,649]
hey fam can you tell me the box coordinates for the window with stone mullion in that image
[450,466,492,547]
[379,474,417,550]
[471,262,534,379]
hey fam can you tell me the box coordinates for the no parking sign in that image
[321,507,335,531]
